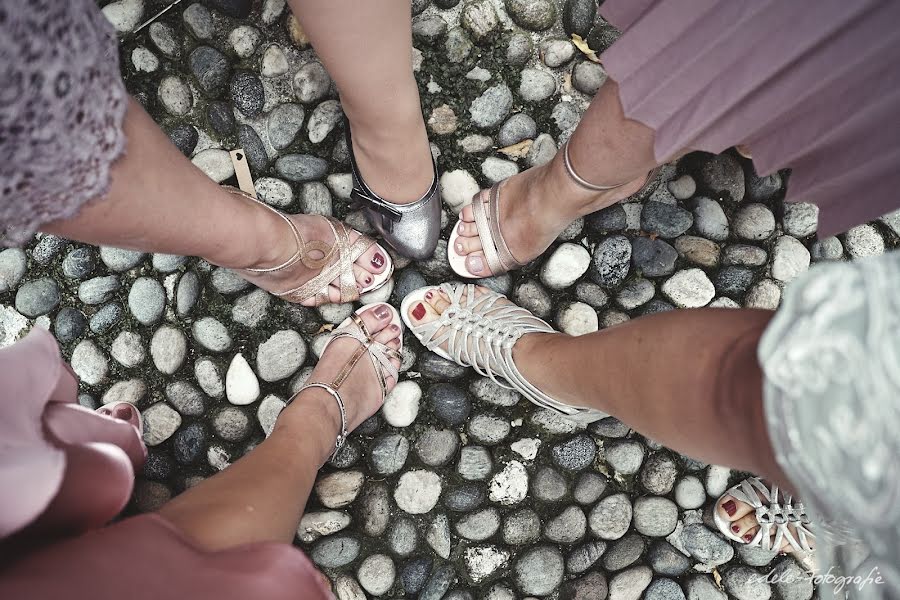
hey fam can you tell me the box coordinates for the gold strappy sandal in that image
[227,151,392,306]
[287,303,402,458]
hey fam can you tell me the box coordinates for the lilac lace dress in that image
[0,0,128,245]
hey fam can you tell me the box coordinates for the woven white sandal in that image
[401,283,607,423]
[288,303,402,458]
[714,477,816,569]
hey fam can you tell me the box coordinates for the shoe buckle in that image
[351,188,402,231]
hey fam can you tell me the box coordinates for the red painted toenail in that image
[743,533,753,542]
[723,500,736,516]
[425,291,433,300]
[365,276,372,285]
[372,253,384,268]
[412,303,426,320]
[732,525,741,533]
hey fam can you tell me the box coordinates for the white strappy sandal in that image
[401,283,607,423]
[714,477,817,570]
[288,303,402,459]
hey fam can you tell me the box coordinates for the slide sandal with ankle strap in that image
[402,283,606,423]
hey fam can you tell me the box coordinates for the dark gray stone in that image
[631,237,678,277]
[567,540,607,574]
[230,70,264,117]
[54,308,87,344]
[715,266,754,299]
[641,452,677,494]
[563,0,597,37]
[745,170,782,204]
[415,427,460,466]
[401,557,433,595]
[393,268,427,302]
[201,0,251,18]
[167,123,198,156]
[370,433,409,475]
[697,154,745,203]
[189,46,231,95]
[420,562,456,600]
[642,299,675,315]
[498,113,537,146]
[602,532,645,571]
[412,14,448,43]
[173,422,207,464]
[32,235,66,265]
[428,383,471,425]
[642,202,694,239]
[267,103,305,151]
[176,271,201,317]
[573,472,607,505]
[62,248,97,279]
[552,434,597,471]
[206,101,236,135]
[237,124,269,172]
[587,205,627,232]
[310,535,360,568]
[591,235,631,288]
[444,484,485,512]
[419,353,468,380]
[681,523,735,565]
[142,452,173,481]
[646,578,687,600]
[534,466,568,502]
[89,303,124,334]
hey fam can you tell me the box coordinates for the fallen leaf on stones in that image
[572,34,601,63]
[499,139,533,159]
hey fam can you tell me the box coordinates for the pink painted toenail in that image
[372,253,385,269]
[469,255,484,273]
[456,242,464,254]
[412,303,426,320]
[390,324,399,331]
[374,305,390,320]
[732,525,741,533]
[113,404,133,420]
[425,291,433,300]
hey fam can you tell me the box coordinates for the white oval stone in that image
[558,301,599,336]
[440,169,480,214]
[70,340,108,386]
[488,460,528,505]
[226,353,260,405]
[150,325,187,375]
[297,510,351,542]
[662,269,715,308]
[394,470,442,514]
[192,149,235,183]
[142,402,182,446]
[382,380,421,427]
[357,554,395,596]
[541,243,591,290]
[257,394,286,437]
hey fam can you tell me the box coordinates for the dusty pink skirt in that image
[0,329,331,600]
[601,0,900,236]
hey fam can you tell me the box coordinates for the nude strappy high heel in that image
[448,142,661,278]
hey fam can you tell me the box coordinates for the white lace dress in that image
[760,250,900,599]
[0,0,128,245]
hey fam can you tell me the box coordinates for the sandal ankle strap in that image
[289,382,348,460]
[563,142,633,191]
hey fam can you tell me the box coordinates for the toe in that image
[424,288,451,314]
[353,264,374,290]
[359,304,395,335]
[460,204,475,224]
[732,514,759,538]
[453,234,483,257]
[456,219,479,237]
[465,251,489,276]
[408,293,442,325]
[717,495,754,523]
[355,240,388,275]
[374,322,402,345]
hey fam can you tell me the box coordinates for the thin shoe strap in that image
[563,142,660,197]
[488,183,521,270]
[471,186,522,275]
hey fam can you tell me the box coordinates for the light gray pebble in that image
[470,378,521,407]
[175,271,200,317]
[128,277,166,325]
[293,61,331,104]
[267,103,305,150]
[100,247,145,271]
[311,535,360,568]
[78,276,120,305]
[212,406,251,442]
[617,278,655,310]
[675,475,706,509]
[646,578,687,600]
[769,558,813,600]
[461,0,498,42]
[182,3,213,38]
[686,575,727,600]
[498,113,537,146]
[195,358,224,398]
[90,303,123,334]
[468,414,510,445]
[515,546,564,596]
[357,553,395,596]
[15,278,60,317]
[150,326,187,375]
[844,224,885,258]
[503,508,541,545]
[149,22,180,58]
[782,202,819,237]
[724,566,772,600]
[771,235,810,282]
[389,517,418,556]
[633,496,678,537]
[111,331,144,367]
[734,204,776,240]
[811,236,844,261]
[481,156,519,183]
[542,39,575,67]
[101,379,146,406]
[70,340,108,385]
[152,253,186,273]
[165,380,206,416]
[513,280,552,319]
[232,288,270,327]
[370,433,409,475]
[589,493,632,540]
[573,61,606,95]
[545,505,587,543]
[681,523,735,565]
[737,544,780,567]
[605,440,645,474]
[649,540,692,576]
[552,434,597,471]
[256,330,305,381]
[693,198,729,241]
[307,99,343,144]
[192,317,232,352]
[455,507,500,541]
[275,154,328,182]
[668,175,697,200]
[506,31,533,66]
[255,177,294,207]
[0,248,26,292]
[470,84,513,129]
[457,445,493,480]
[603,532,645,571]
[519,68,557,103]
[534,466,568,502]
[361,483,390,536]
[299,182,332,216]
[723,244,768,267]
[142,402,182,446]
[527,133,557,167]
[573,472,607,505]
[567,540,607,574]
[609,566,653,600]
[158,75,193,116]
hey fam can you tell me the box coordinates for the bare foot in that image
[453,152,650,277]
[234,195,390,306]
[283,304,402,435]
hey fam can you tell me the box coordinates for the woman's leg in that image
[288,0,432,203]
[454,80,665,276]
[157,305,401,551]
[42,99,388,303]
[408,290,789,486]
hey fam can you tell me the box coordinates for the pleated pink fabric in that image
[600,0,900,236]
[0,329,331,600]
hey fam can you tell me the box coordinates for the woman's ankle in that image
[204,194,299,271]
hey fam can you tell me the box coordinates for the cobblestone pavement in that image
[3,0,899,598]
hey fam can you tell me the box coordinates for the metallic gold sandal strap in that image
[288,382,348,460]
[472,189,505,275]
[563,142,631,191]
[487,183,522,271]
